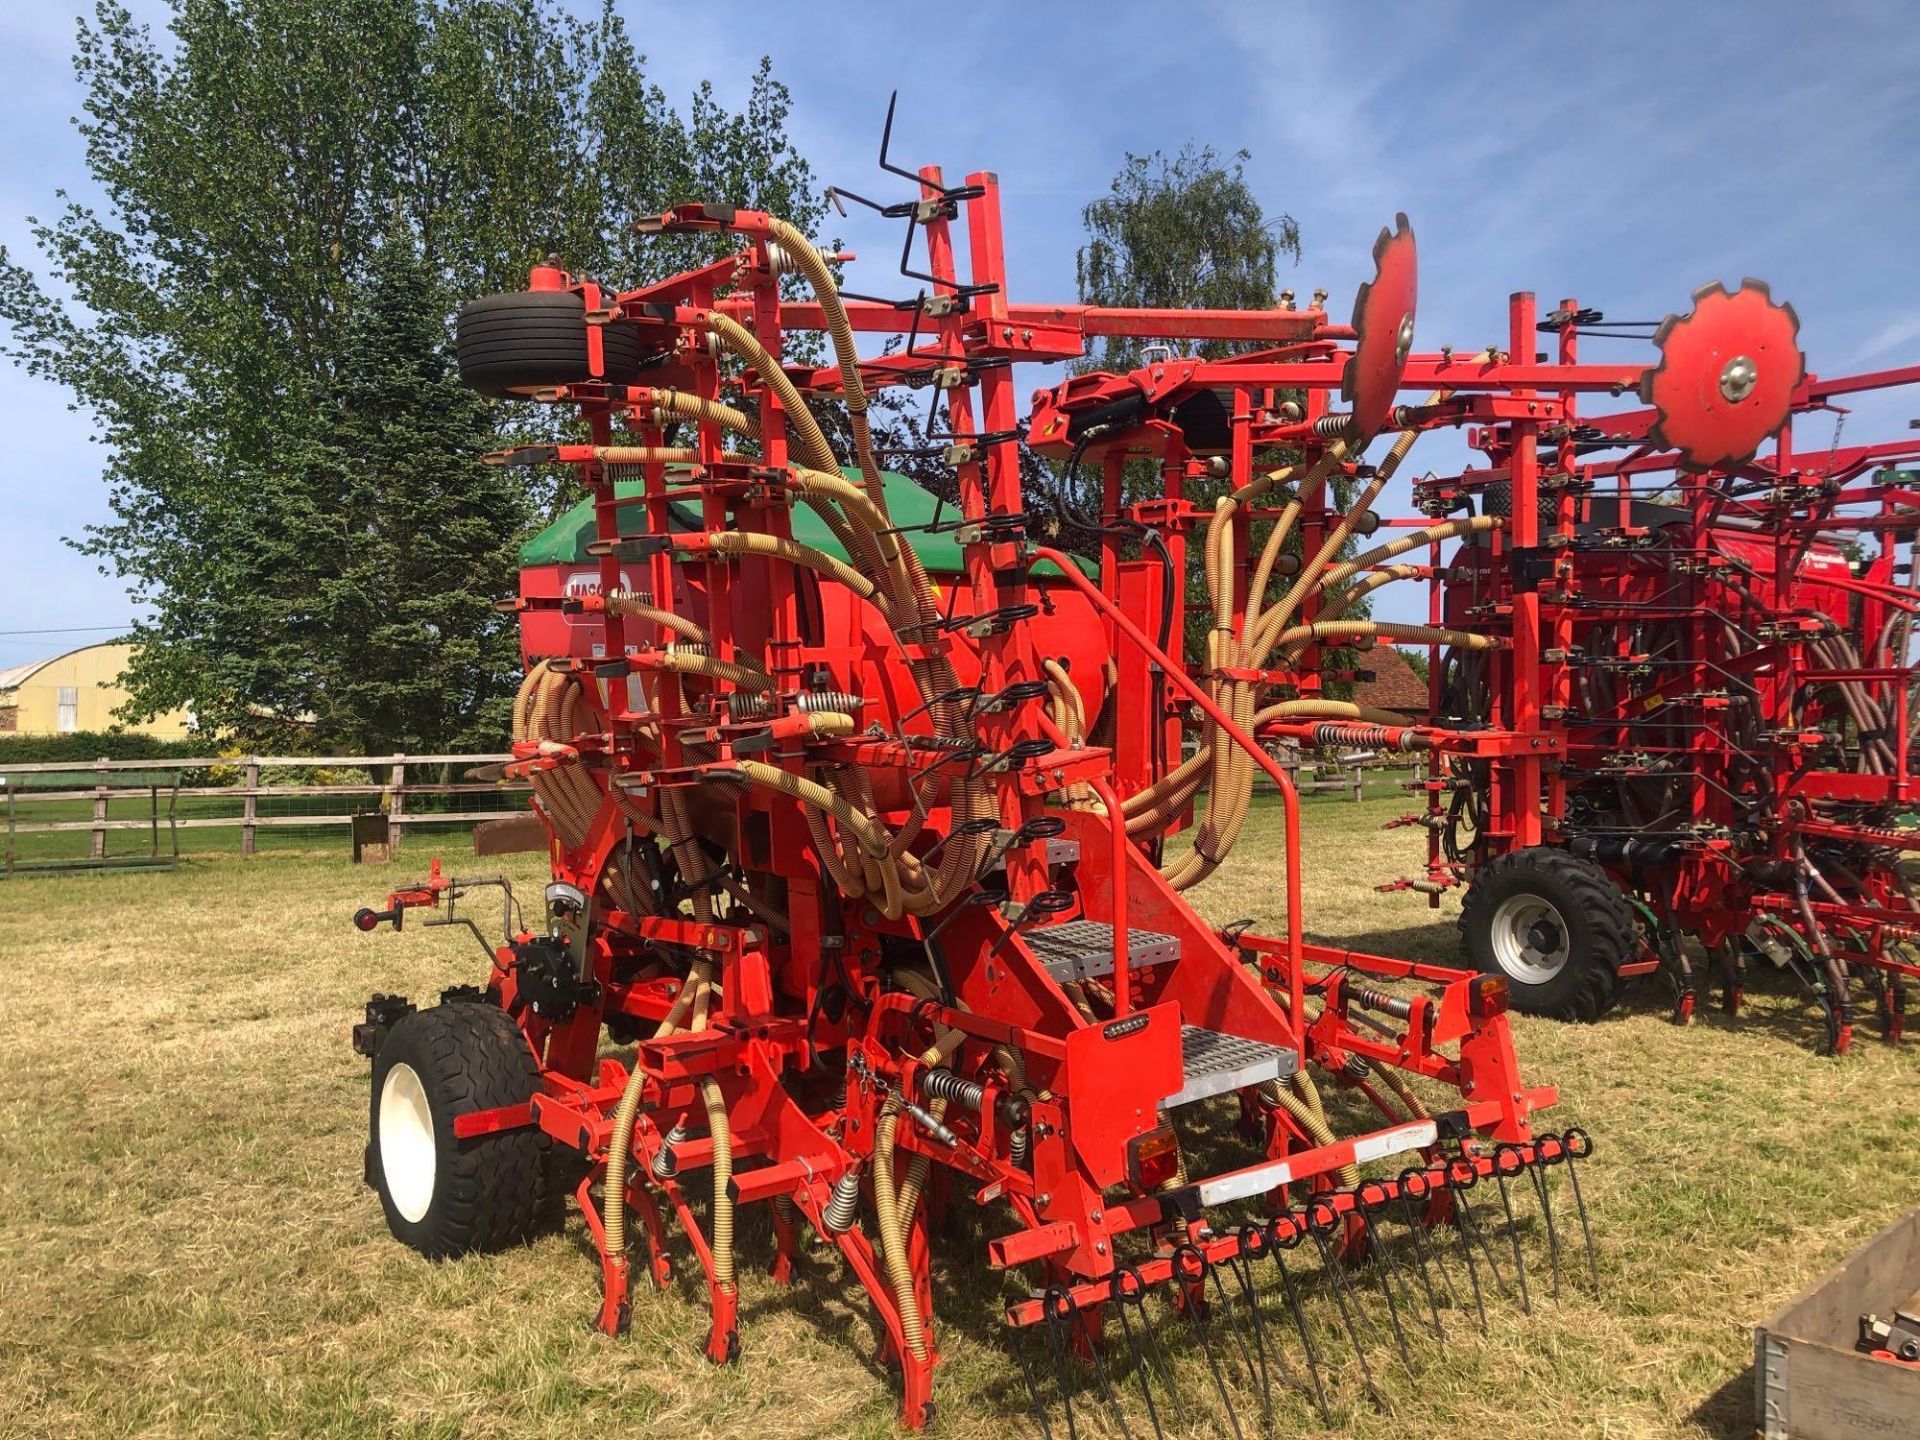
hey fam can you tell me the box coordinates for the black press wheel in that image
[368,1002,550,1258]
[1459,847,1632,1022]
[456,290,644,398]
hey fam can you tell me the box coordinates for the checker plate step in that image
[1022,919,1178,985]
[1168,1025,1296,1107]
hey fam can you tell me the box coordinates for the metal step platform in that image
[1022,919,1178,985]
[1167,1025,1295,1108]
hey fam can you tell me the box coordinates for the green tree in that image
[1075,145,1300,373]
[1068,145,1321,664]
[0,0,823,752]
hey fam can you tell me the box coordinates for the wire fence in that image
[0,753,529,872]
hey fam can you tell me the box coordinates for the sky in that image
[1,0,1918,658]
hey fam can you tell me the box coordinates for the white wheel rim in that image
[1490,893,1571,983]
[378,1062,437,1224]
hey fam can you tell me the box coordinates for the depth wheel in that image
[368,1003,549,1257]
[1460,847,1631,1021]
[456,290,644,398]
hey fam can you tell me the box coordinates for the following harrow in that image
[343,116,1681,1429]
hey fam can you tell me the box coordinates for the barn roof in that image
[0,642,124,693]
[1354,646,1429,715]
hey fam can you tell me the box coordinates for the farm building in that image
[0,642,191,738]
[1352,644,1429,717]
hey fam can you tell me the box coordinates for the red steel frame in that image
[347,175,1657,1428]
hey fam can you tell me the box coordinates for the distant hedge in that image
[0,731,209,765]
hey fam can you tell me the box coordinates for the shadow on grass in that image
[1688,1360,1754,1439]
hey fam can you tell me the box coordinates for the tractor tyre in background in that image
[1459,846,1632,1021]
[368,1002,550,1258]
[455,290,643,398]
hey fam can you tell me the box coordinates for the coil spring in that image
[1009,1125,1031,1170]
[1310,722,1414,752]
[651,1120,688,1179]
[607,588,656,608]
[1312,412,1355,438]
[728,692,773,721]
[797,690,863,714]
[823,1165,863,1234]
[918,1066,985,1111]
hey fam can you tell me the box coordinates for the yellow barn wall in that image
[0,644,193,739]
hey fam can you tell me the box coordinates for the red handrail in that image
[1030,546,1306,1020]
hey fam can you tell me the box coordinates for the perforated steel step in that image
[1022,919,1179,985]
[1167,1025,1295,1107]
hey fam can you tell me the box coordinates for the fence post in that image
[387,753,406,854]
[91,756,110,859]
[241,757,259,856]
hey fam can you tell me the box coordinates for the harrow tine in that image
[1039,1289,1082,1440]
[1071,1300,1131,1440]
[1352,1198,1417,1373]
[1216,1243,1276,1428]
[1012,1323,1058,1440]
[1561,1128,1601,1294]
[1305,1207,1386,1409]
[1394,1168,1449,1342]
[1171,1244,1246,1440]
[1442,1163,1494,1332]
[1112,1266,1183,1440]
[1526,1149,1564,1303]
[1491,1146,1535,1315]
[1267,1220,1333,1421]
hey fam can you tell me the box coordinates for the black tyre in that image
[455,290,643,398]
[368,1003,549,1258]
[1459,847,1632,1021]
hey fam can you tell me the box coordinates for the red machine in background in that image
[342,115,1854,1431]
[1394,319,1920,1051]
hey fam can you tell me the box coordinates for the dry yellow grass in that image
[2,795,1915,1439]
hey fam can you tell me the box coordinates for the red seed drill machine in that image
[1374,305,1920,1051]
[343,110,1837,1430]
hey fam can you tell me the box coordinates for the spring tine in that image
[1562,1128,1601,1293]
[1307,1210,1384,1408]
[1443,1165,1492,1333]
[1217,1246,1276,1427]
[1267,1222,1333,1421]
[1013,1325,1058,1440]
[1069,1300,1132,1440]
[1394,1169,1448,1342]
[1111,1269,1176,1440]
[1491,1148,1534,1315]
[1354,1205,1416,1373]
[1172,1245,1246,1440]
[1527,1153,1564,1302]
[1040,1289,1081,1440]
[1449,1159,1509,1295]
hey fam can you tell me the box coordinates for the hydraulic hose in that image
[637,387,761,443]
[706,530,877,599]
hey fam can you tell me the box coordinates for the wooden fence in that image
[0,753,529,860]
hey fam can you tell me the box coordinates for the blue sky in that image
[2,0,1917,655]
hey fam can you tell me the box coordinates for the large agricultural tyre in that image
[368,1002,550,1258]
[455,290,644,398]
[1459,847,1633,1021]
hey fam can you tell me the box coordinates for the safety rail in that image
[1029,546,1307,1019]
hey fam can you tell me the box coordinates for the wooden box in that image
[1755,1204,1920,1438]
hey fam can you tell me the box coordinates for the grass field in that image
[3,792,1915,1439]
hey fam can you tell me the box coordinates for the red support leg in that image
[769,1195,801,1286]
[576,1171,632,1337]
